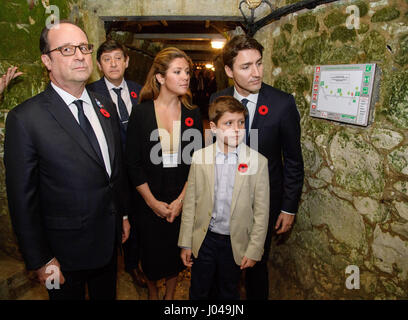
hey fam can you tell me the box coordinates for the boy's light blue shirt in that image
[179,143,241,249]
[208,143,240,235]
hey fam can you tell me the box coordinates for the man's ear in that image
[125,56,129,69]
[96,61,103,72]
[224,65,233,79]
[41,54,52,71]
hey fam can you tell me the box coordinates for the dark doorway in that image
[102,17,244,122]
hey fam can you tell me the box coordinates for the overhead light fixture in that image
[211,40,225,49]
[245,0,263,9]
[205,63,214,69]
[239,0,273,36]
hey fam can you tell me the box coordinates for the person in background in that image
[87,39,146,288]
[210,35,304,300]
[126,47,203,300]
[4,21,130,300]
[179,96,270,300]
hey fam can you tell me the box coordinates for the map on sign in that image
[310,64,376,127]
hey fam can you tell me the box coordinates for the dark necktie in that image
[112,87,129,130]
[72,99,104,165]
[241,98,250,142]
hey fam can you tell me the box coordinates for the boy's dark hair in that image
[209,96,248,124]
[96,39,128,62]
[222,35,264,70]
[40,20,86,55]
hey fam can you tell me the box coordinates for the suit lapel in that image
[204,144,216,204]
[178,104,186,163]
[44,84,106,169]
[88,90,116,170]
[230,145,249,216]
[126,80,139,106]
[251,83,268,131]
[225,84,268,132]
[100,78,112,100]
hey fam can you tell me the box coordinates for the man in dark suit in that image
[210,35,304,300]
[87,40,142,149]
[87,40,145,287]
[4,21,130,300]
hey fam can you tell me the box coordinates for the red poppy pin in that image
[259,105,269,116]
[94,98,110,118]
[238,163,248,173]
[131,91,138,99]
[100,108,110,118]
[185,117,194,127]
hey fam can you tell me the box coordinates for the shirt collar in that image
[233,87,259,105]
[51,82,92,107]
[215,142,240,158]
[104,77,127,91]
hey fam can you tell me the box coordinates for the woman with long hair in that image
[126,47,203,300]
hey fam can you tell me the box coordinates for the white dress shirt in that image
[104,77,133,116]
[233,86,295,216]
[51,82,112,177]
[233,88,259,130]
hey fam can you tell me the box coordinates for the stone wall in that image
[254,0,408,299]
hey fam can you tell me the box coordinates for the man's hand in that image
[35,257,65,287]
[166,198,183,223]
[0,66,23,95]
[275,212,295,234]
[122,218,130,243]
[240,256,256,270]
[180,248,193,267]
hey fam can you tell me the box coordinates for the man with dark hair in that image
[4,21,131,300]
[87,39,145,287]
[210,34,304,300]
[87,39,142,147]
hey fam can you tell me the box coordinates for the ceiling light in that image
[211,40,225,49]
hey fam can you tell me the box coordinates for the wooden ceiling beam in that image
[132,33,226,41]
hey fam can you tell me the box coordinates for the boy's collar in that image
[215,141,241,156]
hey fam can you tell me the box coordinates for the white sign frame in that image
[309,64,377,127]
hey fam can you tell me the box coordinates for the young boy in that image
[178,96,270,300]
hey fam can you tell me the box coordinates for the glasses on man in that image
[46,44,94,56]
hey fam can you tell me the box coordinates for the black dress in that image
[126,100,203,281]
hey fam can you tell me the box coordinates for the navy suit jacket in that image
[87,77,142,147]
[4,84,131,271]
[210,83,304,224]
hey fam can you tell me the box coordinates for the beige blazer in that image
[178,143,270,265]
